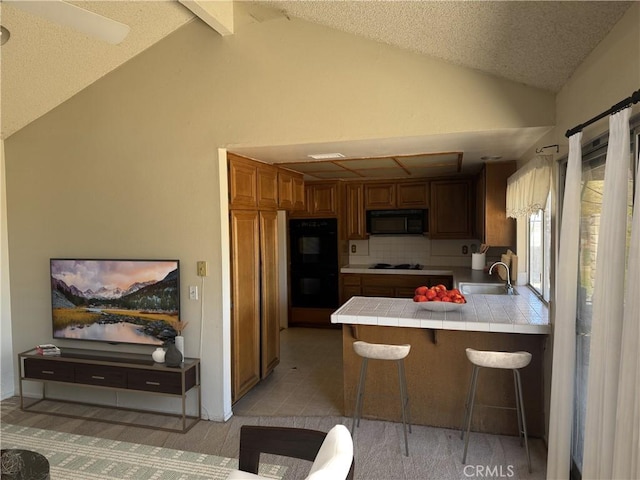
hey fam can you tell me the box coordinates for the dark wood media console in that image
[18,348,201,432]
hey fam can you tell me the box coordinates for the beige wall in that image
[4,16,557,418]
[1,140,14,400]
[556,3,640,144]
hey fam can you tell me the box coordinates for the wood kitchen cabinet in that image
[345,183,366,239]
[229,153,302,211]
[364,181,428,210]
[291,181,339,217]
[228,154,258,209]
[475,161,517,247]
[364,183,396,209]
[340,273,453,304]
[293,174,305,211]
[230,209,280,403]
[396,182,429,208]
[258,210,280,378]
[429,179,473,239]
[278,169,305,211]
[257,164,278,210]
[228,154,277,210]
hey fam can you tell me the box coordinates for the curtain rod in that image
[565,88,640,138]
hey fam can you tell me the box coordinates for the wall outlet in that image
[197,261,208,277]
[189,285,198,300]
[462,245,468,255]
[351,244,356,253]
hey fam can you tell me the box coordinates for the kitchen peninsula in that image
[332,274,549,437]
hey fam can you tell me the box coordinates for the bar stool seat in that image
[461,348,532,472]
[351,341,412,456]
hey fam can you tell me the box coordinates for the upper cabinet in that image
[228,154,258,209]
[429,179,473,239]
[256,163,278,210]
[291,181,339,218]
[228,153,304,211]
[364,181,428,209]
[364,183,396,209]
[475,161,517,247]
[396,182,429,208]
[277,168,305,211]
[345,183,366,239]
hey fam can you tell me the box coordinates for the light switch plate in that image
[189,285,198,300]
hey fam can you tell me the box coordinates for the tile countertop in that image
[331,290,550,335]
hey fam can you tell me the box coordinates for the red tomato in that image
[415,286,428,296]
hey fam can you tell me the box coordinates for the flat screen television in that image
[50,259,180,346]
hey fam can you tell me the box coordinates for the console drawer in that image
[75,364,127,388]
[24,358,74,382]
[127,369,183,394]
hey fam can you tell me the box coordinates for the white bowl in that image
[414,301,465,312]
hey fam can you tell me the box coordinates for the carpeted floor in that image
[1,397,546,479]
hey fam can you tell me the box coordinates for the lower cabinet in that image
[230,209,280,403]
[340,274,453,303]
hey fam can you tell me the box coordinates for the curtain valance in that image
[506,155,552,218]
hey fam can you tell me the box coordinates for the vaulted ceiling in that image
[1,0,633,175]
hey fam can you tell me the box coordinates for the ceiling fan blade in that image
[6,0,130,44]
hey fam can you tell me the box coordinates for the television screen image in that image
[50,259,180,346]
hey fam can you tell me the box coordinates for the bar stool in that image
[351,340,412,456]
[461,348,532,473]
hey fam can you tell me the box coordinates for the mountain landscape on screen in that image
[50,260,180,345]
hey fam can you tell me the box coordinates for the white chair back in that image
[306,425,353,480]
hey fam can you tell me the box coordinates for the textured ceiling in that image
[256,1,633,93]
[0,0,633,160]
[0,1,194,138]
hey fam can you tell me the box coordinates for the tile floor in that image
[232,327,344,416]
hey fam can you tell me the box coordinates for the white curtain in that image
[506,155,552,218]
[612,118,640,480]
[583,108,638,479]
[546,133,582,479]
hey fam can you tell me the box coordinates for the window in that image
[528,191,551,301]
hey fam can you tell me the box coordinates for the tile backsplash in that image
[349,236,486,267]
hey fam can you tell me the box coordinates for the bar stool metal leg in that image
[351,357,368,433]
[513,370,524,445]
[462,365,480,464]
[514,369,531,473]
[397,359,410,456]
[460,363,477,440]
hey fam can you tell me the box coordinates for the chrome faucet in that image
[489,261,515,295]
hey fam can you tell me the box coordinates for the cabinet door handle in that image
[146,381,160,386]
[91,375,105,380]
[42,370,54,374]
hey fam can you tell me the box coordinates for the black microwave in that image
[366,209,427,235]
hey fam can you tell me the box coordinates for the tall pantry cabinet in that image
[228,154,280,403]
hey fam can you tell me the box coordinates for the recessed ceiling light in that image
[481,155,502,161]
[308,153,345,160]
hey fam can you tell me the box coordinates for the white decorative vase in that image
[174,335,184,361]
[152,347,166,363]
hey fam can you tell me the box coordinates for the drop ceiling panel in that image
[409,165,460,177]
[358,168,412,178]
[337,158,399,170]
[308,170,364,179]
[398,153,460,167]
[285,162,346,172]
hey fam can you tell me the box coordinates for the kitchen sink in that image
[458,282,518,295]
